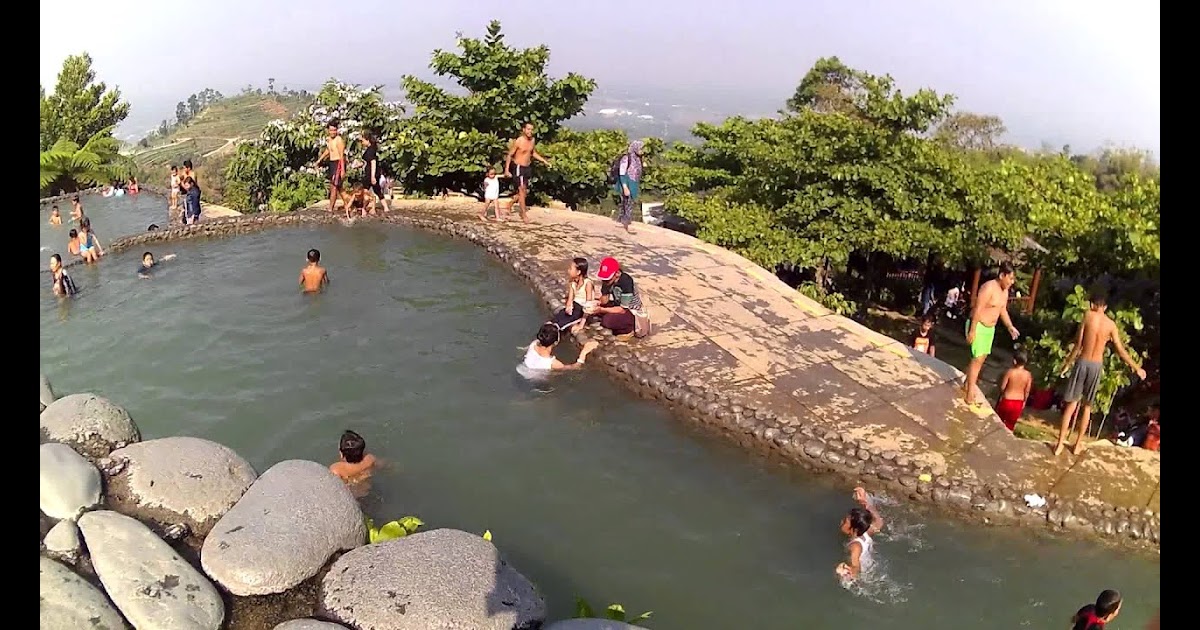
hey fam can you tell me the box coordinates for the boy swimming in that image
[995,351,1032,431]
[49,254,78,297]
[1070,589,1122,629]
[835,487,885,581]
[523,322,600,371]
[330,430,377,498]
[49,206,62,225]
[299,248,330,293]
[137,252,177,278]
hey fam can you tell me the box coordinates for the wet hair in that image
[352,182,364,191]
[69,229,78,238]
[522,122,534,130]
[147,224,160,231]
[307,248,321,263]
[846,507,874,536]
[50,254,62,265]
[72,196,80,202]
[1013,351,1028,367]
[52,205,59,211]
[572,257,589,276]
[80,217,91,229]
[920,314,934,325]
[998,261,1015,277]
[1071,590,1121,629]
[1089,289,1108,307]
[183,159,193,170]
[536,322,561,348]
[142,252,153,260]
[338,430,366,463]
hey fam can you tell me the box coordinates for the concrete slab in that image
[784,316,876,365]
[832,347,944,402]
[1050,445,1161,509]
[674,295,774,337]
[891,384,1004,449]
[708,328,817,377]
[635,338,762,387]
[771,362,885,423]
[822,404,950,474]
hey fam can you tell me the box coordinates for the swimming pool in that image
[39,224,1160,629]
[39,192,165,271]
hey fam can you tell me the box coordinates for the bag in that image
[631,290,652,338]
[606,154,627,185]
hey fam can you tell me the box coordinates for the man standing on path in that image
[1053,291,1147,456]
[503,122,551,223]
[963,262,1020,405]
[315,121,348,214]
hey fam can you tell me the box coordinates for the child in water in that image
[551,257,595,333]
[299,248,330,293]
[49,254,78,297]
[995,351,1032,432]
[1070,589,1122,629]
[523,322,600,371]
[330,430,377,498]
[138,252,177,278]
[78,222,104,263]
[835,487,885,581]
[67,229,81,257]
[49,206,62,225]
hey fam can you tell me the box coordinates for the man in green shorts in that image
[963,262,1020,405]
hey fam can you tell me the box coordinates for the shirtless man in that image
[503,122,551,223]
[963,262,1019,405]
[315,121,349,213]
[299,248,330,293]
[1053,291,1146,456]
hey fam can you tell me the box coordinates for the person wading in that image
[963,262,1019,405]
[503,122,551,223]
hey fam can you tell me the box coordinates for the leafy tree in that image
[40,126,133,193]
[1070,146,1159,192]
[933,112,1007,151]
[176,102,188,126]
[40,53,130,151]
[389,20,596,198]
[187,94,200,117]
[536,130,662,209]
[158,120,170,136]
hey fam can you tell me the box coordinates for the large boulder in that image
[39,442,101,520]
[40,373,55,412]
[319,528,545,630]
[201,459,365,596]
[274,620,349,630]
[40,393,140,460]
[78,510,225,630]
[40,555,126,630]
[544,621,650,630]
[105,436,257,536]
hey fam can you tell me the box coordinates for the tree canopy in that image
[40,53,130,152]
[40,126,133,193]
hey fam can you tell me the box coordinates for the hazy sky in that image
[41,0,1159,154]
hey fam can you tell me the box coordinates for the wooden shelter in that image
[969,236,1050,315]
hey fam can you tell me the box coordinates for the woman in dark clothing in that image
[359,132,390,214]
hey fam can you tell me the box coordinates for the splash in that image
[840,552,912,605]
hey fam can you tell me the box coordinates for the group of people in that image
[47,196,105,297]
[168,161,203,225]
[314,122,392,219]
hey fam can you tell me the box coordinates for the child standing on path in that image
[995,351,1032,431]
[479,167,503,221]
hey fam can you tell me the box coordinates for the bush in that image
[268,173,327,213]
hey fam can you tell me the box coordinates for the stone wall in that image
[39,187,104,206]
[66,209,1161,551]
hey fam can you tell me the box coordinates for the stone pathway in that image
[369,199,1160,516]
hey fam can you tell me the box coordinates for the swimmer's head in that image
[72,195,80,203]
[352,182,364,192]
[307,249,321,264]
[1073,590,1122,629]
[49,254,62,271]
[1013,351,1028,367]
[80,217,91,229]
[841,507,874,537]
[69,229,78,239]
[170,165,178,173]
[536,322,561,348]
[142,252,155,267]
[1089,289,1108,311]
[339,430,366,463]
[51,206,59,215]
[569,257,588,279]
[183,159,193,170]
[148,224,160,232]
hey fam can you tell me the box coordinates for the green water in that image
[40,193,164,271]
[39,225,1159,630]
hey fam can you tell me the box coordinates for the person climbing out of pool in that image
[66,229,81,257]
[523,322,600,371]
[835,486,884,581]
[137,252,177,278]
[49,254,78,297]
[330,430,377,492]
[1070,589,1122,629]
[299,248,330,293]
[49,205,62,225]
[910,314,936,357]
[551,257,596,333]
[587,257,643,338]
[78,222,104,263]
[70,196,85,223]
[315,120,349,214]
[995,351,1032,432]
[347,182,369,219]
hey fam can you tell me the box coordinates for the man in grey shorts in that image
[1053,291,1147,456]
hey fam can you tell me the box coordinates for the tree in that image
[785,56,954,134]
[389,20,596,198]
[1070,146,1159,192]
[187,94,200,117]
[176,102,188,126]
[268,78,276,94]
[537,130,663,209]
[40,53,130,151]
[40,126,133,193]
[933,112,1007,151]
[158,120,170,136]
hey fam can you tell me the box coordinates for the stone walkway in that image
[376,199,1160,516]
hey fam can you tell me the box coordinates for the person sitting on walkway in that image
[835,486,884,582]
[911,315,936,357]
[523,322,599,372]
[551,257,595,333]
[587,257,641,338]
[1070,589,1121,630]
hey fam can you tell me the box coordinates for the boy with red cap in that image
[586,256,641,336]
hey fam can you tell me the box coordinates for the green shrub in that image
[365,516,424,544]
[268,174,326,213]
[798,282,858,317]
[574,597,653,626]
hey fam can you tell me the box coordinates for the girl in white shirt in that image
[479,167,503,221]
[835,487,885,582]
[523,322,599,371]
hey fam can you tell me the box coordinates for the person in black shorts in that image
[503,122,551,222]
[359,131,389,213]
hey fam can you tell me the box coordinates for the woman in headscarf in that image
[614,140,645,234]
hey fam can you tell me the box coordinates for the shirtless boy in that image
[995,352,1032,432]
[70,196,85,223]
[330,430,376,485]
[315,121,349,213]
[67,229,81,257]
[503,122,552,223]
[49,206,62,225]
[299,248,330,293]
[963,262,1019,405]
[1053,291,1147,456]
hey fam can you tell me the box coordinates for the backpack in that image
[606,154,627,185]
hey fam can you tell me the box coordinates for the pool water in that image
[39,225,1160,630]
[39,192,165,271]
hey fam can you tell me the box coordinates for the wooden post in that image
[969,267,982,308]
[1026,267,1043,315]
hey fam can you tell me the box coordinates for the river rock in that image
[40,555,126,630]
[274,620,349,630]
[43,520,81,561]
[545,621,650,630]
[78,510,225,630]
[201,459,365,596]
[40,393,140,460]
[39,442,101,520]
[319,528,545,630]
[106,436,257,535]
[40,374,56,411]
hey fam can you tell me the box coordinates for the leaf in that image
[630,610,654,623]
[573,597,594,619]
[482,529,492,541]
[397,516,425,534]
[375,521,408,542]
[605,603,626,621]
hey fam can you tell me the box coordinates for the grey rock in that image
[545,621,650,630]
[274,620,349,630]
[78,510,224,629]
[39,443,101,520]
[40,373,56,411]
[320,528,545,630]
[40,555,126,630]
[107,437,257,535]
[43,520,81,562]
[40,393,140,460]
[875,465,897,481]
[202,459,365,596]
[823,451,844,465]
